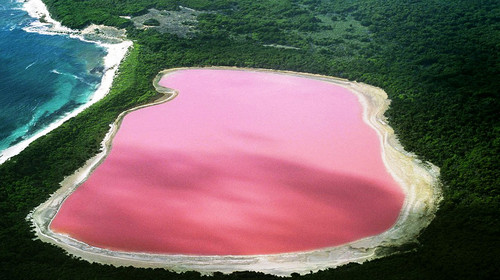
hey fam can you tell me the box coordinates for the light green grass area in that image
[304,14,372,56]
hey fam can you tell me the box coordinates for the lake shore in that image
[0,0,132,164]
[29,67,442,276]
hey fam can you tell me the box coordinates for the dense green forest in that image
[1,0,499,279]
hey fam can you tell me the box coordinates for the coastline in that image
[0,0,132,165]
[29,67,442,276]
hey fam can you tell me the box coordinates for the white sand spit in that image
[0,0,132,164]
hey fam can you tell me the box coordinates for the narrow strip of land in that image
[0,0,132,165]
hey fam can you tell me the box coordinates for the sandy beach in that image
[29,67,442,276]
[0,0,132,165]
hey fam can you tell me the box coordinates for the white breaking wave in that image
[0,0,132,164]
[50,69,87,82]
[50,69,90,85]
[25,61,37,70]
[22,0,73,35]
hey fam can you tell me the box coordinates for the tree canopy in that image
[1,0,498,279]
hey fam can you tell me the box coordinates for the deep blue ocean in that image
[0,0,106,157]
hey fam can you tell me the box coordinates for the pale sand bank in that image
[29,67,442,276]
[0,0,132,165]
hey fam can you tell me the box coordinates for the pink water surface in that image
[51,69,404,255]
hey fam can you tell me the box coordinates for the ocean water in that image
[0,0,106,157]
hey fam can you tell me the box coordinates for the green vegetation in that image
[1,0,499,279]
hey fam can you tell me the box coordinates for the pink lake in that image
[51,69,404,255]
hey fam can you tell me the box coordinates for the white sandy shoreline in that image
[29,66,442,276]
[0,0,132,165]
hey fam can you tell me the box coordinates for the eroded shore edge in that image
[0,0,132,164]
[29,67,442,276]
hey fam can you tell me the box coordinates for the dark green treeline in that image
[0,1,498,279]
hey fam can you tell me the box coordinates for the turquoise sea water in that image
[0,0,106,156]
